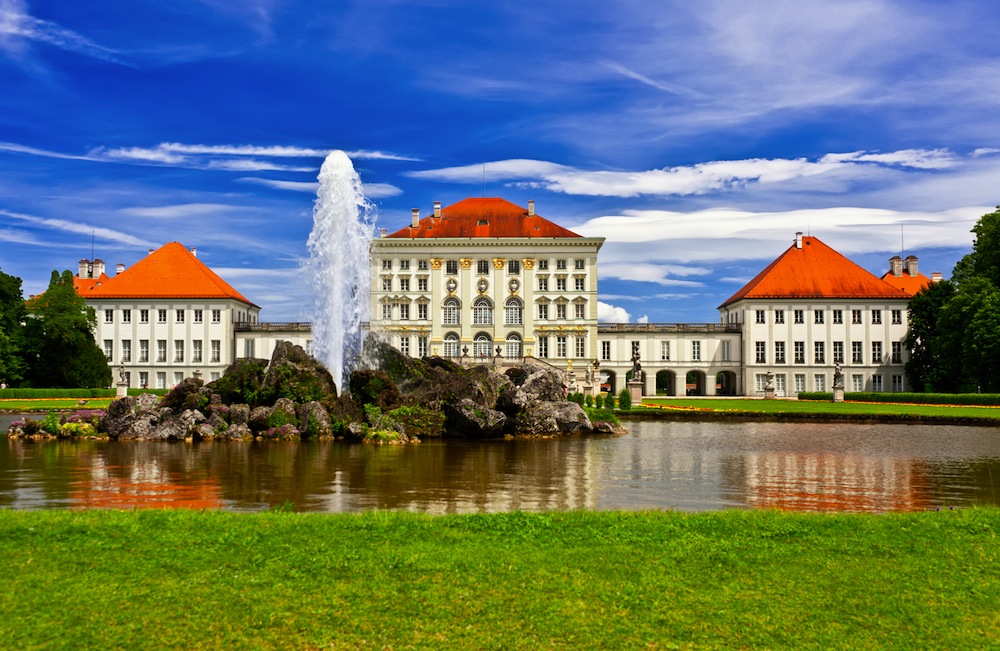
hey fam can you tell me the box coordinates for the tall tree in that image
[904,279,956,391]
[0,267,26,386]
[22,270,112,388]
[953,206,1000,287]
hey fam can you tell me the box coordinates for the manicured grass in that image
[639,397,1000,421]
[0,399,113,412]
[1,509,998,649]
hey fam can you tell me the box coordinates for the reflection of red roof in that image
[720,236,909,308]
[385,198,582,239]
[880,270,931,296]
[71,476,224,510]
[80,242,256,306]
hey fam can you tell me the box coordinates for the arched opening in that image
[473,332,493,358]
[655,370,676,395]
[600,370,617,395]
[505,333,522,359]
[442,298,461,326]
[686,370,707,396]
[504,298,523,326]
[716,371,738,396]
[443,332,460,358]
[472,298,493,325]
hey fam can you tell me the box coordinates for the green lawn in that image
[0,399,113,412]
[639,397,1000,421]
[1,509,997,650]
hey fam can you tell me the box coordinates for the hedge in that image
[0,388,170,399]
[797,391,1000,406]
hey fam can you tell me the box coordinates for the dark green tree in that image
[952,206,1000,286]
[904,279,956,391]
[22,270,112,388]
[0,267,26,386]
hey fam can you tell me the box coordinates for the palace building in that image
[75,198,934,396]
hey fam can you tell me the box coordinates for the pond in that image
[2,415,999,513]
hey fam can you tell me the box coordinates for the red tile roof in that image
[879,270,931,296]
[74,273,110,294]
[720,235,910,307]
[79,242,257,306]
[385,198,582,239]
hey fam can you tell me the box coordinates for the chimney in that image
[115,263,125,275]
[92,259,105,277]
[148,248,155,255]
[528,200,535,217]
[931,272,943,283]
[78,259,90,278]
[411,208,420,228]
[379,228,387,237]
[904,255,918,277]
[433,201,441,218]
[190,247,197,258]
[794,232,803,249]
[889,255,903,277]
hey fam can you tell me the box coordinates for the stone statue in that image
[630,352,642,382]
[834,362,843,387]
[118,362,126,384]
[765,370,774,389]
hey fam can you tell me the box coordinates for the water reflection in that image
[2,416,999,513]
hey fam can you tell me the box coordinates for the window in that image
[872,341,883,362]
[538,277,549,291]
[660,341,671,361]
[104,339,113,361]
[601,341,611,361]
[556,335,567,358]
[794,341,805,364]
[211,340,220,363]
[852,341,863,364]
[538,336,549,358]
[507,334,523,359]
[122,309,131,324]
[556,277,567,291]
[243,339,254,358]
[756,374,769,393]
[417,278,428,292]
[174,340,184,362]
[872,375,883,392]
[399,303,409,320]
[157,340,167,362]
[446,260,458,275]
[814,310,824,324]
[774,341,786,364]
[399,260,410,271]
[192,340,202,363]
[156,372,166,389]
[574,259,585,270]
[417,303,428,320]
[417,336,428,357]
[892,375,903,392]
[139,340,149,362]
[891,341,902,364]
[575,336,585,358]
[575,303,585,319]
[851,309,862,325]
[892,309,902,325]
[833,341,844,364]
[774,374,786,397]
[158,309,167,323]
[574,277,585,291]
[538,303,549,320]
[382,278,392,291]
[814,374,826,392]
[212,309,221,324]
[122,340,131,363]
[833,310,843,324]
[775,310,785,324]
[382,259,392,270]
[795,374,806,393]
[508,259,521,275]
[399,336,410,356]
[473,298,493,325]
[104,309,114,323]
[140,309,149,324]
[872,310,882,324]
[381,304,391,320]
[505,298,523,325]
[755,310,765,324]
[418,260,428,271]
[444,333,460,358]
[477,259,490,275]
[176,309,184,323]
[794,309,804,324]
[192,309,201,324]
[556,303,567,320]
[692,341,701,362]
[174,372,184,386]
[139,371,148,388]
[538,260,549,270]
[443,298,460,325]
[756,341,767,364]
[814,342,825,364]
[556,259,567,270]
[631,341,641,358]
[722,340,731,362]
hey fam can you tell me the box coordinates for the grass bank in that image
[637,397,1000,425]
[2,509,998,649]
[0,398,113,413]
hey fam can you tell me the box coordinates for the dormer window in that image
[477,219,489,226]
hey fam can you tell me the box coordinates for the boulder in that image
[298,401,333,438]
[514,401,591,436]
[229,403,250,425]
[259,341,337,404]
[248,406,271,433]
[443,398,508,438]
[223,423,253,440]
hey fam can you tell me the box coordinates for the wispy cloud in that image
[96,142,419,162]
[119,203,248,219]
[0,141,99,161]
[0,0,130,65]
[603,61,705,99]
[237,177,402,198]
[0,209,157,247]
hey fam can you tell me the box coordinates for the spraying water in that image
[306,151,375,392]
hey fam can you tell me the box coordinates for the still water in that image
[2,416,999,513]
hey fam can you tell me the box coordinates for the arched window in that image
[473,297,493,325]
[443,332,460,358]
[442,298,460,325]
[505,333,523,359]
[504,298,523,325]
[474,332,493,358]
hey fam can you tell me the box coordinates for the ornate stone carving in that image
[492,258,506,269]
[430,259,443,270]
[460,258,473,269]
[522,258,535,270]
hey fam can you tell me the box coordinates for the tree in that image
[904,279,956,391]
[22,270,112,388]
[0,267,26,385]
[952,206,1000,287]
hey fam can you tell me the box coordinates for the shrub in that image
[585,395,593,408]
[42,411,61,435]
[364,429,402,444]
[618,389,632,411]
[584,407,619,425]
[594,394,604,409]
[604,393,616,410]
[60,422,97,438]
[382,406,445,438]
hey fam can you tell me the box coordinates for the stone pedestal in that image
[764,386,775,400]
[627,380,643,405]
[116,381,127,399]
[582,382,595,398]
[832,384,845,402]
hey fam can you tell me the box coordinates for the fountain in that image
[305,151,375,392]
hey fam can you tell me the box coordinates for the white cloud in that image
[361,183,403,199]
[636,315,649,324]
[0,141,99,161]
[821,149,956,169]
[120,203,245,219]
[0,0,129,65]
[597,301,631,323]
[0,209,157,248]
[238,178,319,192]
[600,262,706,286]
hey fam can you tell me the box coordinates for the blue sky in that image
[2,0,999,323]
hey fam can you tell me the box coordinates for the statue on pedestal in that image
[118,362,126,384]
